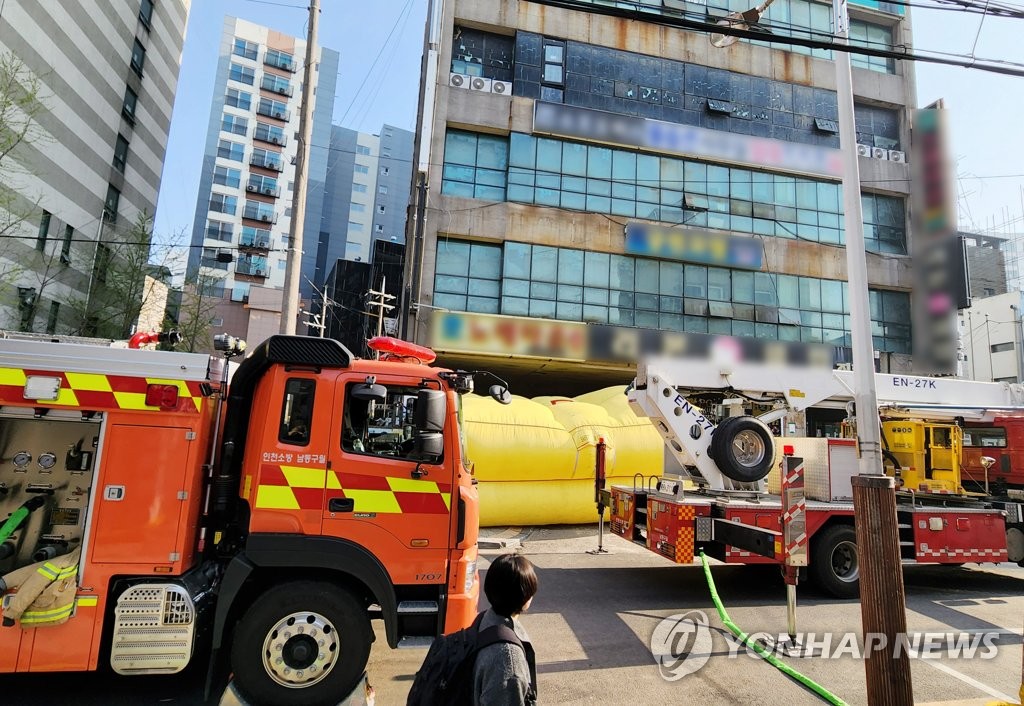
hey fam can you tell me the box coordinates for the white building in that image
[959,291,1024,383]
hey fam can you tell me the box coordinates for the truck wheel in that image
[230,580,371,706]
[810,525,860,599]
[710,416,774,483]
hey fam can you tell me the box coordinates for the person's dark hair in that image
[484,553,538,618]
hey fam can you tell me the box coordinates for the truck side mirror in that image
[414,389,446,432]
[489,384,512,405]
[412,431,444,462]
[352,383,387,403]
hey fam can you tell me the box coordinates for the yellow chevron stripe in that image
[65,372,112,392]
[386,477,440,494]
[255,485,300,510]
[0,368,27,386]
[326,472,342,490]
[51,386,78,406]
[281,466,326,489]
[344,489,402,513]
[76,596,98,607]
[113,391,149,410]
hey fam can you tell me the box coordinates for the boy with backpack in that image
[407,553,539,705]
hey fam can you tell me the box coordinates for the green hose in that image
[0,507,29,545]
[699,552,849,706]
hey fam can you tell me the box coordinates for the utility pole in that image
[366,276,395,358]
[832,0,912,700]
[280,0,320,334]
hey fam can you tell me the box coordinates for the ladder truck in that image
[611,354,1024,597]
[0,332,508,706]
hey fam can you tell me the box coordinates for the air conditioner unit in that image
[246,184,256,192]
[273,111,285,120]
[448,73,469,89]
[260,214,272,222]
[262,187,274,195]
[856,144,871,157]
[469,76,492,92]
[888,150,906,163]
[271,136,281,145]
[491,80,511,95]
[872,147,888,160]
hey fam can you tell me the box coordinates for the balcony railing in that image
[264,53,296,73]
[256,103,290,121]
[260,76,294,97]
[245,181,281,198]
[249,154,283,172]
[240,230,272,250]
[254,129,287,147]
[242,204,278,224]
[236,260,269,278]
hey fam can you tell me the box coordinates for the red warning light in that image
[367,337,437,364]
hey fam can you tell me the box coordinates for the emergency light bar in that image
[367,337,437,364]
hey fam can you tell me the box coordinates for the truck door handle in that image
[329,497,354,513]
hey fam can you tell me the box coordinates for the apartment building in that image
[0,0,190,335]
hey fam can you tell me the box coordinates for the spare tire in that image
[709,416,774,483]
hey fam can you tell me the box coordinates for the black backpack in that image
[407,612,537,705]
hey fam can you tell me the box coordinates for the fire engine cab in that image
[611,354,1024,597]
[0,332,502,706]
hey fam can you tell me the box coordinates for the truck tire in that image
[709,416,775,483]
[810,525,860,599]
[230,580,371,706]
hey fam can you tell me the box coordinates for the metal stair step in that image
[397,601,438,615]
[397,636,434,649]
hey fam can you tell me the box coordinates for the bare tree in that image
[175,268,224,353]
[0,50,48,307]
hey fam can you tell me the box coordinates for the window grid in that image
[433,239,911,352]
[221,113,248,136]
[217,139,245,162]
[213,165,241,188]
[229,63,255,85]
[233,38,258,61]
[225,88,252,111]
[443,130,906,254]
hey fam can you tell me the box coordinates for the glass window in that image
[342,384,428,460]
[122,86,138,123]
[233,37,258,61]
[279,378,315,446]
[130,39,146,76]
[113,134,129,173]
[229,62,255,85]
[532,246,558,282]
[139,0,154,29]
[225,88,252,110]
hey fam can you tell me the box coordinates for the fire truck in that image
[610,354,1024,598]
[0,332,506,706]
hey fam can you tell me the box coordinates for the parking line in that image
[919,658,1016,703]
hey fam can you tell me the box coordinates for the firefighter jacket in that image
[0,547,81,628]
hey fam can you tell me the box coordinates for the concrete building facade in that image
[0,0,190,334]
[962,232,1008,299]
[187,17,339,338]
[959,291,1024,383]
[404,0,917,394]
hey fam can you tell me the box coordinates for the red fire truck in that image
[610,355,1024,597]
[0,333,505,705]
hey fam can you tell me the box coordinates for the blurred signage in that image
[430,311,833,368]
[911,105,962,375]
[624,223,763,269]
[534,102,844,179]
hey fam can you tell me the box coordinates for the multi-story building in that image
[187,16,339,338]
[317,124,414,275]
[0,0,190,334]
[962,232,1007,299]
[323,240,405,355]
[959,291,1024,383]
[404,0,917,396]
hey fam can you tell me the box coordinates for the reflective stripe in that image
[113,391,149,410]
[281,466,326,489]
[0,368,27,386]
[255,485,300,510]
[76,596,98,607]
[20,603,74,624]
[37,563,77,581]
[386,477,440,494]
[344,489,403,514]
[64,372,112,392]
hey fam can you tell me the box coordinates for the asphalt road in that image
[2,525,1022,706]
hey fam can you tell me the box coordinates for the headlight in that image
[463,559,477,594]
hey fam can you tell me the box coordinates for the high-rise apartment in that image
[405,0,917,395]
[187,17,339,335]
[0,1,190,334]
[317,124,413,276]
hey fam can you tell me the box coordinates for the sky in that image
[154,0,1024,257]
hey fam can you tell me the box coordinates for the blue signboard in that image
[624,223,764,270]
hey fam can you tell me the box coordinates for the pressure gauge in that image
[38,452,57,470]
[13,451,31,468]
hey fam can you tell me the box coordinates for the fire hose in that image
[699,552,848,706]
